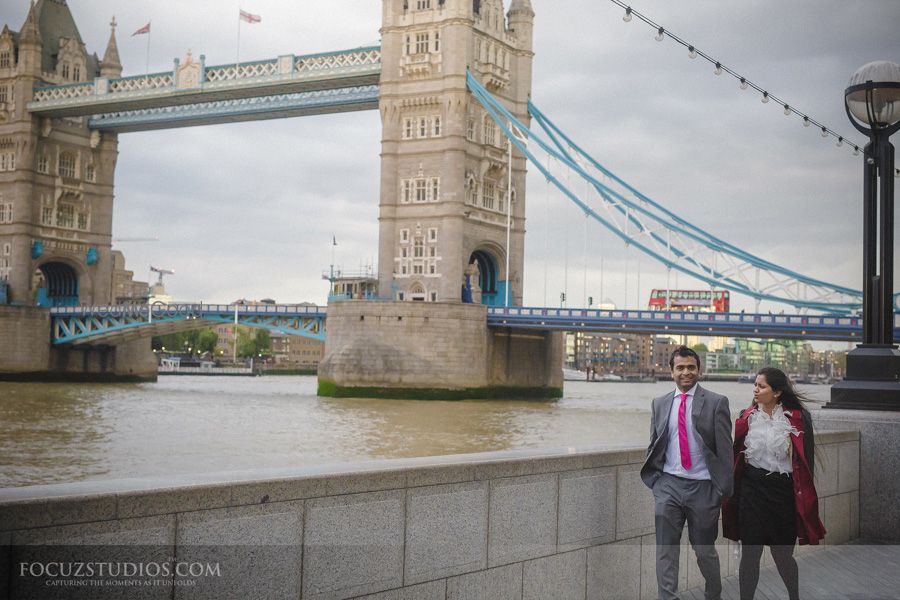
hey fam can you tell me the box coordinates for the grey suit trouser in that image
[652,473,723,600]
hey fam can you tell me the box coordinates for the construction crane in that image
[149,265,175,285]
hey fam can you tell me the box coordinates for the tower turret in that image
[16,1,43,77]
[100,16,122,78]
[508,0,534,52]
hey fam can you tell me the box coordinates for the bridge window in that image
[0,202,11,224]
[428,227,437,242]
[85,164,96,182]
[418,117,428,138]
[400,228,409,243]
[416,0,432,10]
[467,180,479,205]
[58,152,76,178]
[0,51,10,68]
[432,115,441,136]
[415,33,430,54]
[73,66,81,81]
[466,118,476,141]
[483,117,495,145]
[56,204,75,228]
[41,206,53,226]
[415,179,427,202]
[77,212,88,230]
[403,118,414,139]
[0,152,14,172]
[430,177,440,202]
[37,154,49,174]
[61,63,70,80]
[401,179,412,203]
[414,238,425,258]
[401,247,408,258]
[405,35,412,55]
[434,32,440,52]
[0,85,7,103]
[483,181,495,210]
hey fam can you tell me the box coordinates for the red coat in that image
[722,406,826,545]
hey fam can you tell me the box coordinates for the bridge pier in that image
[0,306,156,382]
[318,301,563,400]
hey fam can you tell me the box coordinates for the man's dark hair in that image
[669,345,701,370]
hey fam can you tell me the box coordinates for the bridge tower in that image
[0,1,121,307]
[378,0,534,305]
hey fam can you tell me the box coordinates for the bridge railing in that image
[49,303,328,317]
[487,306,866,328]
[28,46,381,112]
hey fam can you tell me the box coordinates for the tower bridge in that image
[0,0,871,390]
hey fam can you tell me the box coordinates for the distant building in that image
[212,299,323,367]
[270,332,324,369]
[110,250,147,304]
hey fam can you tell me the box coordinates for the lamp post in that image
[829,61,900,411]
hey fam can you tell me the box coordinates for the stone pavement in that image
[681,542,899,600]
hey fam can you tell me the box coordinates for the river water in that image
[0,377,830,488]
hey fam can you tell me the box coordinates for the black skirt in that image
[739,464,797,546]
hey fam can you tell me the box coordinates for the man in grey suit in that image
[641,346,733,600]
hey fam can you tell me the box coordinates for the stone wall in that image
[0,431,858,599]
[813,410,899,541]
[318,301,562,398]
[0,305,156,381]
[0,306,50,373]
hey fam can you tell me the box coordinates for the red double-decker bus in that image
[648,289,730,313]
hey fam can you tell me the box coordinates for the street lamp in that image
[829,61,900,411]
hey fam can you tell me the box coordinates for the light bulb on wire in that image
[655,27,664,41]
[714,62,722,75]
[836,137,843,147]
[739,78,748,90]
[821,127,829,138]
[853,146,860,156]
[803,117,810,127]
[688,46,697,59]
[623,7,632,22]
[783,104,791,116]
[761,91,769,104]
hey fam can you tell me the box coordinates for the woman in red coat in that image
[722,367,826,600]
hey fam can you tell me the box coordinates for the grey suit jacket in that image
[640,385,734,497]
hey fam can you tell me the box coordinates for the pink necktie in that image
[678,393,692,469]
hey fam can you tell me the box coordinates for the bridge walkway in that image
[682,541,898,600]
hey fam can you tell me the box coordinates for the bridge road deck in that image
[682,542,899,600]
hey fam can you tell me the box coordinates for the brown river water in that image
[0,377,829,488]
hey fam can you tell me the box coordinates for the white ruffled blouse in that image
[744,404,800,474]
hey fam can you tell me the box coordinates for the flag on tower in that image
[239,10,261,24]
[132,22,151,36]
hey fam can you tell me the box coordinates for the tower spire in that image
[18,1,42,46]
[100,15,122,77]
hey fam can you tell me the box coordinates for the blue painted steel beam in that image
[486,307,896,342]
[50,304,899,345]
[88,85,379,133]
[50,304,327,345]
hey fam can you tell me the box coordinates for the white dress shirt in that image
[663,384,712,480]
[744,404,798,474]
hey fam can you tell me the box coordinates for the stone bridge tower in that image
[0,1,121,307]
[378,0,534,305]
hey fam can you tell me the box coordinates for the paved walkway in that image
[682,542,899,600]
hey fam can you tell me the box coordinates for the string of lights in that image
[611,0,900,178]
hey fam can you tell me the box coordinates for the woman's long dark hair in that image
[757,366,810,412]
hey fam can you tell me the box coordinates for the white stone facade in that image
[378,0,534,305]
[0,3,122,306]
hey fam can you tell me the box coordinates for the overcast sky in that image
[3,1,899,311]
